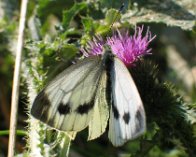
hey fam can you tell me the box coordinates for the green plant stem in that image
[0,130,27,136]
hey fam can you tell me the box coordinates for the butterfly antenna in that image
[109,3,125,33]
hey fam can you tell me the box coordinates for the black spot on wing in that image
[135,109,143,132]
[76,102,94,115]
[58,103,71,115]
[123,112,130,124]
[31,91,51,122]
[136,109,142,123]
[112,102,119,119]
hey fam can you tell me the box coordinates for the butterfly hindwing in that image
[108,57,146,146]
[88,70,109,140]
[31,56,103,131]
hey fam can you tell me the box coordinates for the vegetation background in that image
[0,0,195,157]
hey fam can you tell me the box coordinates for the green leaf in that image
[62,2,87,30]
[122,0,196,30]
[99,0,123,10]
[81,16,94,32]
[105,8,121,26]
[37,0,74,20]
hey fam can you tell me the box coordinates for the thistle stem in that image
[8,0,28,156]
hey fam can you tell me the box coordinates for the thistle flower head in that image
[81,26,156,66]
[80,36,104,57]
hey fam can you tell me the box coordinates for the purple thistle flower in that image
[81,26,156,66]
[80,36,105,57]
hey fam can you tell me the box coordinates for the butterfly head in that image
[101,45,115,64]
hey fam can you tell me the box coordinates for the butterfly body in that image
[31,48,146,146]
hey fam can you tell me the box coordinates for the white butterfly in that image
[31,47,146,146]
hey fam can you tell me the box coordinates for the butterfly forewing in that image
[108,57,146,146]
[31,56,103,131]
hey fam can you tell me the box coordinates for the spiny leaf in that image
[122,0,196,30]
[62,2,87,30]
